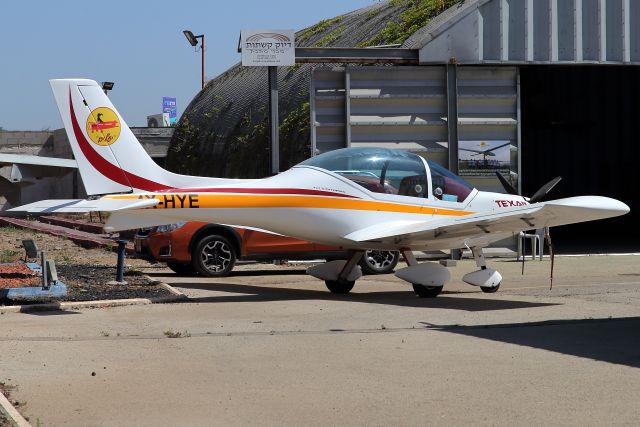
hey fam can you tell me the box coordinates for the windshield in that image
[427,160,474,202]
[299,148,475,201]
[300,148,427,196]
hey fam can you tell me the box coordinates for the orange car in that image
[134,222,399,277]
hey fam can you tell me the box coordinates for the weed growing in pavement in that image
[164,329,191,338]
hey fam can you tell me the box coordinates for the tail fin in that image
[50,79,236,195]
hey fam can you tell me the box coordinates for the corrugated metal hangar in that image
[310,0,639,251]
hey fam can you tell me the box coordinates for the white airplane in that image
[7,79,630,297]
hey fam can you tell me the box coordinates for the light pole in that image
[183,30,205,90]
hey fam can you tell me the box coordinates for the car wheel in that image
[412,284,443,298]
[359,250,399,275]
[191,234,236,277]
[166,261,197,276]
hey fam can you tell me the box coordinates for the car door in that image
[243,229,316,256]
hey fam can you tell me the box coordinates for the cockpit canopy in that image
[298,147,474,202]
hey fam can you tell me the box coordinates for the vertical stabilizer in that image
[50,79,238,195]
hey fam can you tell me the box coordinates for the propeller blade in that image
[528,176,562,203]
[495,172,519,195]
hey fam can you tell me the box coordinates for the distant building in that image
[0,127,173,209]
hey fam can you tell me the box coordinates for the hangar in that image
[309,0,639,252]
[173,0,638,252]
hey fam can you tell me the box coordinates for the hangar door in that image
[520,66,640,252]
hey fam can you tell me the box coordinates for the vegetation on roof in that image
[169,0,460,178]
[358,0,458,47]
[297,15,345,45]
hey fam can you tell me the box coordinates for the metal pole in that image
[268,66,280,174]
[41,251,49,289]
[116,240,126,283]
[446,63,461,260]
[345,66,351,147]
[201,35,205,90]
[446,63,459,175]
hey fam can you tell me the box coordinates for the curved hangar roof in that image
[168,0,640,180]
[410,0,640,64]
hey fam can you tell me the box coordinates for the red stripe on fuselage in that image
[68,89,359,199]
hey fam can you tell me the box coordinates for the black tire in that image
[481,283,500,293]
[191,234,236,277]
[359,250,400,275]
[325,279,355,294]
[166,261,197,276]
[412,284,443,298]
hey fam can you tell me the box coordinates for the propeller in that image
[495,172,562,289]
[495,172,518,195]
[528,176,562,204]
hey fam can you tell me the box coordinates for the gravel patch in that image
[0,225,173,306]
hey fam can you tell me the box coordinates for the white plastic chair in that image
[517,229,543,261]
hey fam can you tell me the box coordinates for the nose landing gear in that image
[462,247,502,292]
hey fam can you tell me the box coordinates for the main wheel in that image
[359,250,399,275]
[412,284,443,298]
[325,279,355,294]
[481,283,500,293]
[166,261,197,276]
[191,234,236,277]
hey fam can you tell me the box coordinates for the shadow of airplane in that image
[421,317,640,368]
[173,281,559,312]
[144,269,308,278]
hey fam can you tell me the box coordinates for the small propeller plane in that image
[6,79,630,297]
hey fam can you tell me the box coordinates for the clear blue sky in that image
[1,0,374,130]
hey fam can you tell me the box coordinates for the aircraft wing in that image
[5,198,159,214]
[344,196,629,251]
[0,154,77,169]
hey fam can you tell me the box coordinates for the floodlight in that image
[183,30,199,47]
[182,30,205,90]
[102,81,115,92]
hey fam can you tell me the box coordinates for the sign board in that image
[162,97,177,126]
[458,140,512,177]
[241,29,295,66]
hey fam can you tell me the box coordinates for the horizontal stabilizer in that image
[5,198,159,214]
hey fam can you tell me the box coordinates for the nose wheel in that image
[462,247,502,292]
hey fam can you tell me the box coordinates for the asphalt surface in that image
[1,255,639,426]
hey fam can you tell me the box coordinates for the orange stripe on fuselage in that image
[107,193,473,216]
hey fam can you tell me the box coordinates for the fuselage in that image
[104,165,528,250]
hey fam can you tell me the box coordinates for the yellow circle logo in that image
[86,107,121,146]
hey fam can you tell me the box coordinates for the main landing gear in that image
[395,250,450,298]
[395,247,502,297]
[307,251,364,294]
[306,247,502,297]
